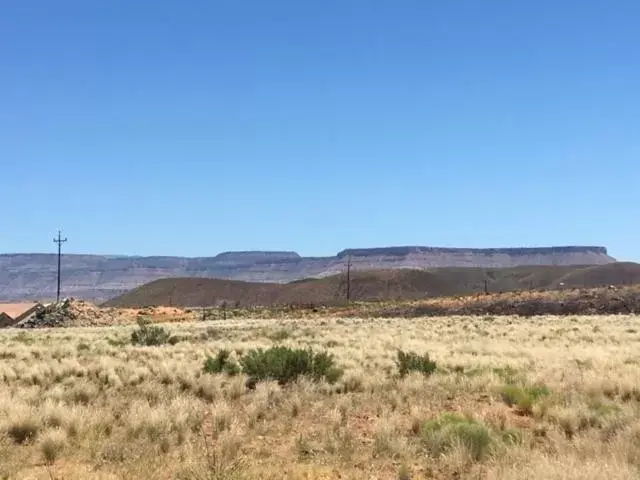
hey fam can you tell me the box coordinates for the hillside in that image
[103,262,640,308]
[0,245,616,301]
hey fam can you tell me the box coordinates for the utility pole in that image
[346,254,352,303]
[53,230,67,303]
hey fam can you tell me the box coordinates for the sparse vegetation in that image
[421,413,492,460]
[500,384,551,415]
[203,349,241,376]
[39,428,67,464]
[103,268,640,316]
[267,328,292,342]
[6,417,39,444]
[1,314,640,479]
[131,317,172,346]
[239,346,343,386]
[395,350,437,377]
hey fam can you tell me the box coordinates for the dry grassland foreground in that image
[2,315,640,480]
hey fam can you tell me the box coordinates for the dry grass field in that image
[2,314,640,479]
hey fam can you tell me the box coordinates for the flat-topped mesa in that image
[0,245,617,301]
[336,246,610,258]
[213,251,301,264]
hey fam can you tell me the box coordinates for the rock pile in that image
[15,298,117,328]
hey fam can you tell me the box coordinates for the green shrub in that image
[500,385,524,407]
[131,318,171,346]
[421,413,492,461]
[527,384,551,399]
[500,384,550,415]
[203,350,241,376]
[240,346,342,386]
[395,350,436,378]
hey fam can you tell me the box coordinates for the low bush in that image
[240,346,343,386]
[421,413,492,461]
[7,418,39,444]
[131,318,171,346]
[395,350,436,377]
[203,350,241,376]
[39,429,67,464]
[500,384,551,415]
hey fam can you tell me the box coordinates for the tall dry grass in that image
[1,314,640,479]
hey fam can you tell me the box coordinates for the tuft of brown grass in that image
[39,428,67,464]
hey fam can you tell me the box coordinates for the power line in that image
[53,230,67,303]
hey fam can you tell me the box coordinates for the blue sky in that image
[1,1,639,260]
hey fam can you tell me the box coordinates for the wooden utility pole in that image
[53,230,67,303]
[346,254,352,303]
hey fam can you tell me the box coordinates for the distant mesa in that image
[0,244,617,301]
[337,246,610,258]
[213,251,301,263]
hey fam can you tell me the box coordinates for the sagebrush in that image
[395,350,437,377]
[239,346,343,386]
[131,318,171,346]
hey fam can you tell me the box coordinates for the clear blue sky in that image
[1,1,639,260]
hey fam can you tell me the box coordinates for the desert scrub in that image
[203,350,241,376]
[421,413,493,461]
[6,417,39,444]
[395,350,436,377]
[240,346,343,386]
[38,428,67,464]
[1,314,640,479]
[491,366,526,384]
[500,384,551,415]
[131,318,172,346]
[267,328,293,342]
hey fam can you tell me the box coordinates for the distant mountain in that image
[104,262,640,309]
[0,245,616,301]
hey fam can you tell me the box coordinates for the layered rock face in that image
[0,246,616,301]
